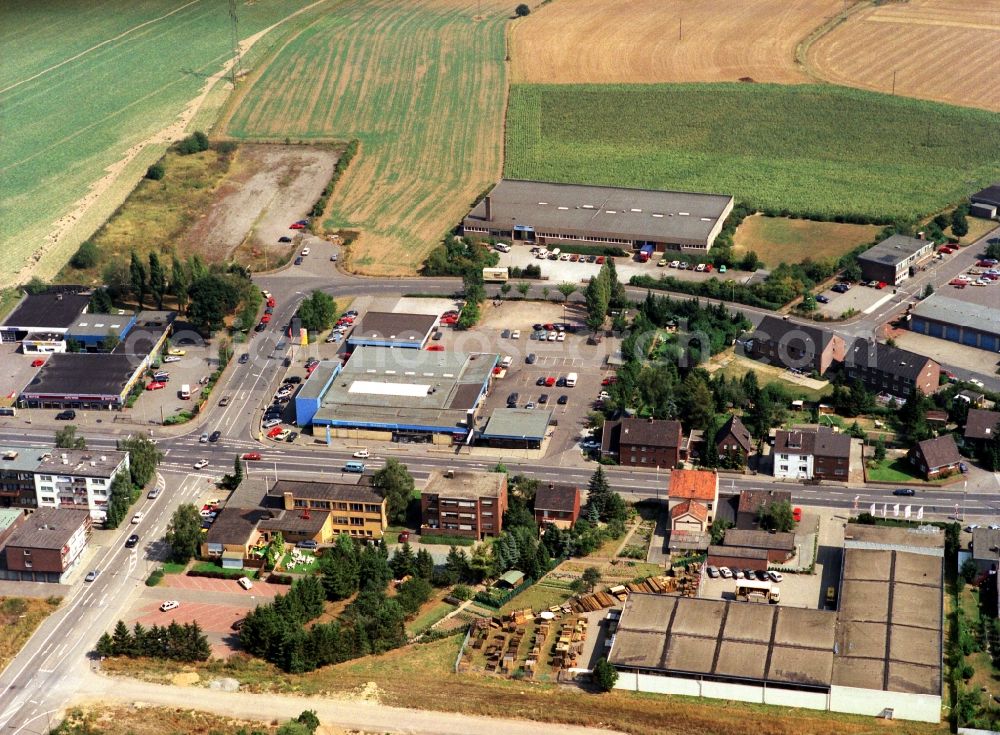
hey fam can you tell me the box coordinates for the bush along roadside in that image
[310,139,359,221]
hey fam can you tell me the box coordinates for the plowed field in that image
[807,0,1000,112]
[510,0,846,84]
[224,0,509,276]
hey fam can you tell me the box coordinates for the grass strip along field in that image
[224,0,509,276]
[505,83,1000,222]
[0,0,313,287]
[0,596,59,672]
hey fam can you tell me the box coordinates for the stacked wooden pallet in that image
[572,590,617,612]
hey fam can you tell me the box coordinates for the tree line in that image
[96,619,209,662]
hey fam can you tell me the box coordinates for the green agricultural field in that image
[224,0,509,276]
[0,0,315,287]
[505,83,1000,222]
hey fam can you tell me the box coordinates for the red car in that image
[426,345,445,352]
[30,359,45,368]
[289,223,305,230]
[440,316,458,325]
[242,452,262,461]
[544,376,556,387]
[704,264,713,272]
[267,298,276,308]
[145,381,166,391]
[260,314,271,324]
[875,281,887,289]
[266,426,283,438]
[596,256,605,264]
[306,364,318,374]
[441,311,459,319]
[939,246,954,254]
[398,531,410,543]
[949,279,966,286]
[601,376,618,386]
[792,507,803,523]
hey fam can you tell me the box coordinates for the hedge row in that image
[310,139,359,219]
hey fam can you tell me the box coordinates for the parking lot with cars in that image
[128,331,219,425]
[814,280,895,318]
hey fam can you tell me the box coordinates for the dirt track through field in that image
[510,0,846,84]
[806,0,1000,112]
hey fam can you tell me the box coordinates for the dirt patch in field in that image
[807,0,1000,112]
[187,144,338,266]
[510,0,847,84]
[733,214,882,267]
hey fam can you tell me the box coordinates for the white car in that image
[500,356,513,368]
[353,449,370,459]
[159,600,180,612]
[263,418,282,429]
[163,355,182,363]
[598,390,610,400]
[669,260,680,268]
[706,566,719,579]
[556,332,566,342]
[719,566,733,579]
[238,576,253,590]
[193,459,209,470]
[261,290,272,299]
[970,378,985,388]
[300,247,310,256]
[547,331,557,341]
[199,433,209,443]
[695,263,706,272]
[131,511,144,524]
[511,330,520,339]
[768,571,784,583]
[559,253,570,261]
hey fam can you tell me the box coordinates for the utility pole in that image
[678,18,682,41]
[229,0,243,88]
[891,69,897,96]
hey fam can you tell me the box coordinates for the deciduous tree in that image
[165,504,202,562]
[373,458,414,524]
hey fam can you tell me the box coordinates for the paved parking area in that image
[161,573,286,597]
[129,595,249,657]
[701,569,823,609]
[131,324,219,425]
[815,284,892,318]
[0,342,36,402]
[498,245,754,285]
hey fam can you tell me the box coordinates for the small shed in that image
[496,570,525,589]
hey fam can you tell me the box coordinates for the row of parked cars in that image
[531,246,607,265]
[707,567,784,582]
[950,258,1000,288]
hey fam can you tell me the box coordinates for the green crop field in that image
[224,0,509,276]
[505,83,1000,222]
[0,0,314,287]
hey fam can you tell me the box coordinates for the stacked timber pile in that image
[551,616,588,669]
[572,590,617,612]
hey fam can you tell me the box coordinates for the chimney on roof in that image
[484,196,492,221]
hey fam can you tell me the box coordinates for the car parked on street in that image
[160,600,180,612]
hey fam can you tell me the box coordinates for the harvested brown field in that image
[510,0,847,84]
[807,0,1000,112]
[733,215,882,267]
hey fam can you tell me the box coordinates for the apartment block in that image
[421,470,508,540]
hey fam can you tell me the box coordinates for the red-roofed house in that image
[670,500,709,533]
[667,469,718,525]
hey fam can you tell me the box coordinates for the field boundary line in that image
[0,0,202,96]
[794,0,871,82]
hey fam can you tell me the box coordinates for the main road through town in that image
[1,224,998,733]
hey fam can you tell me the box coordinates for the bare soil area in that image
[807,0,1000,112]
[510,0,846,84]
[188,144,338,269]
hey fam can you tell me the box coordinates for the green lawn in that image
[189,562,255,579]
[406,599,457,638]
[499,582,571,614]
[0,0,314,286]
[866,457,934,484]
[505,83,1000,221]
[278,551,320,575]
[160,562,187,575]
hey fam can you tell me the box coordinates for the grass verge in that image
[101,635,945,735]
[0,596,60,672]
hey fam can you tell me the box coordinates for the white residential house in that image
[33,449,130,522]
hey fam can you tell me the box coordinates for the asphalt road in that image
[1,224,998,732]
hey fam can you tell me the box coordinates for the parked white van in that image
[565,372,578,387]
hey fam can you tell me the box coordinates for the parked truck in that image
[638,243,655,262]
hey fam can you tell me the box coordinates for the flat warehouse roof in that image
[479,408,552,440]
[857,234,929,267]
[464,179,733,246]
[1,292,90,331]
[21,353,144,399]
[910,293,1000,337]
[348,311,437,346]
[311,347,495,431]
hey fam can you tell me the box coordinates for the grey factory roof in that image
[425,469,506,500]
[971,183,1000,208]
[347,311,438,346]
[857,234,930,267]
[833,544,943,695]
[312,347,495,430]
[0,446,49,473]
[37,449,128,479]
[464,179,733,246]
[910,293,1000,337]
[723,529,796,552]
[842,523,945,555]
[22,353,145,399]
[66,313,132,338]
[479,408,553,440]
[297,361,340,401]
[5,508,89,549]
[1,292,90,331]
[846,338,935,381]
[609,594,837,688]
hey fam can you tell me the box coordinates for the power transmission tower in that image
[229,0,243,87]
